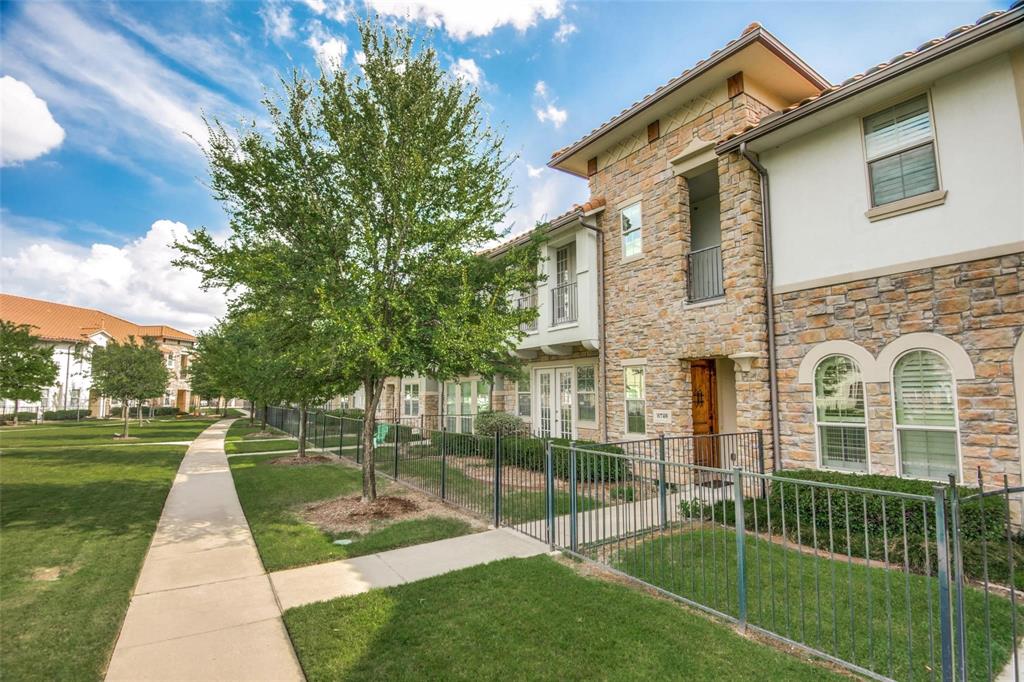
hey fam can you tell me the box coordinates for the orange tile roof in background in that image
[0,293,196,344]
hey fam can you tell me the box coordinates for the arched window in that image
[893,350,959,481]
[814,355,868,471]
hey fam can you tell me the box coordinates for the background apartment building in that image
[0,293,197,417]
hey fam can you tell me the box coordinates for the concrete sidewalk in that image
[270,528,549,610]
[106,419,304,682]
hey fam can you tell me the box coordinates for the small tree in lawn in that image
[177,17,541,500]
[90,338,169,438]
[0,321,59,424]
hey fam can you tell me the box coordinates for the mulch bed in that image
[300,489,488,535]
[271,454,336,466]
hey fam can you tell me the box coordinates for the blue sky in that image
[0,0,1004,331]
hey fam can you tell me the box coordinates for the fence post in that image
[393,421,400,479]
[569,442,578,554]
[934,486,955,682]
[733,467,747,630]
[440,429,447,501]
[546,441,555,548]
[948,475,968,681]
[658,434,668,530]
[756,431,767,497]
[493,432,502,528]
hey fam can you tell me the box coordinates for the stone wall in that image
[587,89,774,460]
[774,253,1023,488]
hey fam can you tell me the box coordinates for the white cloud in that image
[0,76,65,166]
[451,58,483,86]
[354,51,367,66]
[526,163,545,179]
[2,3,241,165]
[1,218,227,333]
[554,21,577,42]
[261,1,295,41]
[301,0,350,23]
[533,80,567,128]
[366,0,564,40]
[307,22,348,67]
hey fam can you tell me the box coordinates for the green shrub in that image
[110,406,182,417]
[500,435,629,483]
[474,411,528,437]
[611,485,636,502]
[325,408,365,419]
[42,409,90,420]
[678,469,1020,586]
[2,411,38,423]
[430,430,489,457]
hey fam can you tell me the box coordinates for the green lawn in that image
[229,454,476,571]
[611,528,1023,681]
[224,438,299,454]
[0,417,217,448]
[284,555,843,681]
[225,420,287,441]
[0,439,189,680]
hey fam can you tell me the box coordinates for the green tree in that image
[177,18,540,498]
[90,338,169,438]
[0,321,59,425]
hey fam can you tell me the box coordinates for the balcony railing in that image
[551,281,577,325]
[687,245,724,302]
[517,292,538,333]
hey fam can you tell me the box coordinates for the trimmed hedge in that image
[679,469,1022,586]
[425,431,629,483]
[2,411,37,423]
[42,409,90,421]
[110,406,184,417]
[324,408,365,419]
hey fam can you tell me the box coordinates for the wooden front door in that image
[690,360,720,467]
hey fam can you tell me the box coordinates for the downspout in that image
[579,215,608,441]
[739,142,780,472]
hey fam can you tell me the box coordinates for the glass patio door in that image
[536,368,574,440]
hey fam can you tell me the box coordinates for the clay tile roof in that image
[742,21,762,35]
[481,196,605,256]
[0,293,196,344]
[717,4,1020,150]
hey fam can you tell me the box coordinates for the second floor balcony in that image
[551,281,577,325]
[517,292,538,333]
[687,244,724,303]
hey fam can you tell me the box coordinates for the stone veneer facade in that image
[774,254,1023,489]
[586,82,777,462]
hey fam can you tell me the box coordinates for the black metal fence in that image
[257,405,1022,681]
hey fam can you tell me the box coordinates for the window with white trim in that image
[576,365,596,422]
[814,355,867,472]
[517,376,531,418]
[624,366,646,434]
[621,202,642,259]
[863,94,939,207]
[893,349,959,481]
[402,383,420,416]
[476,379,491,413]
[165,353,175,369]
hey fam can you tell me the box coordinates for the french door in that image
[536,367,574,440]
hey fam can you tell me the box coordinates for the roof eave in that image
[717,7,1024,153]
[547,26,829,173]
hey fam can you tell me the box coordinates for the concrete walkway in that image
[106,419,304,682]
[270,528,549,610]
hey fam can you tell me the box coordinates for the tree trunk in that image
[122,397,131,438]
[138,399,144,427]
[13,398,19,426]
[261,404,268,431]
[249,397,255,426]
[360,377,385,503]
[297,405,307,457]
